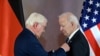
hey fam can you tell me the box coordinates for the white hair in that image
[59,12,79,27]
[68,13,79,27]
[25,12,47,27]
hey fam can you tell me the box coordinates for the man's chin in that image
[64,33,68,36]
[36,35,41,38]
[64,34,67,36]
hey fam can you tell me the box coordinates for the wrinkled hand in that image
[61,43,70,52]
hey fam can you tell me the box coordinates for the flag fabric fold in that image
[0,0,25,56]
[80,0,100,56]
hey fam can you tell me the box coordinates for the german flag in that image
[0,0,25,56]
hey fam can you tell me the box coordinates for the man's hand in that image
[61,43,70,52]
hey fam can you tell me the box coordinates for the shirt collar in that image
[67,28,79,42]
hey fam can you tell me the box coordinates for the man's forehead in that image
[59,17,68,23]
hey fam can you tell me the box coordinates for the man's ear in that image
[33,22,41,30]
[71,22,75,28]
[33,22,39,29]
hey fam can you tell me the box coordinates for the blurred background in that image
[22,0,84,51]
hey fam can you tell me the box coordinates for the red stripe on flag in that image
[0,0,3,55]
[0,0,23,56]
[84,29,100,56]
[97,23,100,51]
[97,23,100,30]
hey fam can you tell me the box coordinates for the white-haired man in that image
[14,12,70,56]
[58,12,90,56]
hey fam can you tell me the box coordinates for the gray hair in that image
[25,12,47,27]
[59,12,79,27]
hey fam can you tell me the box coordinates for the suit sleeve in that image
[48,48,67,56]
[27,38,48,56]
[28,41,67,56]
[28,36,67,56]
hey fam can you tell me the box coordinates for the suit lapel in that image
[67,30,81,44]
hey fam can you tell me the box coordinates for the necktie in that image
[66,38,69,43]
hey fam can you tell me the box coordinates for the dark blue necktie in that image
[66,38,69,43]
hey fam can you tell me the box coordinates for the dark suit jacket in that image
[66,30,90,56]
[14,28,66,56]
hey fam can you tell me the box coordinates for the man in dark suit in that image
[58,12,90,56]
[14,12,70,56]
